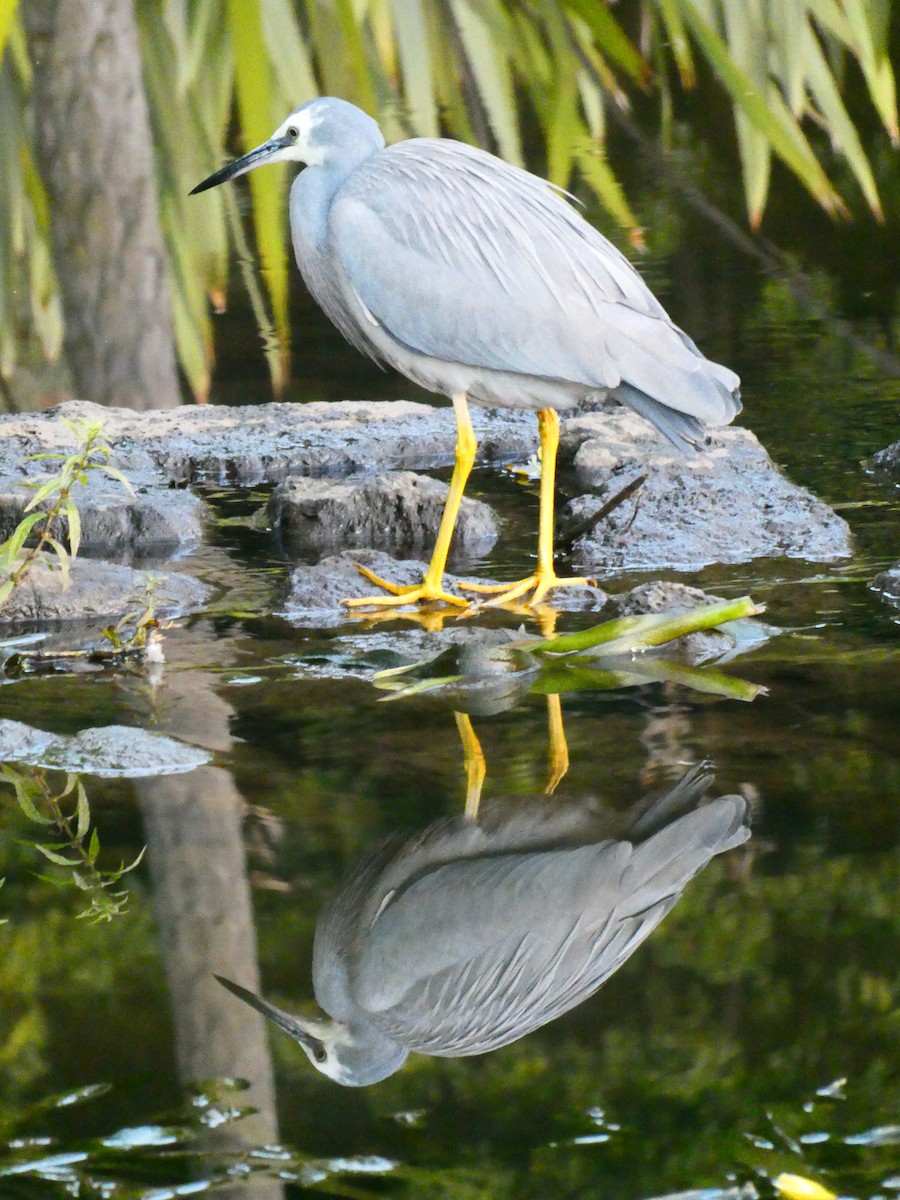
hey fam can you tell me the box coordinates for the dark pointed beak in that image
[190,136,291,195]
[214,975,326,1057]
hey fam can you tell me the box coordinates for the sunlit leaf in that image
[388,0,439,137]
[225,0,290,392]
[449,0,522,164]
[657,0,696,87]
[61,497,81,559]
[34,843,79,867]
[45,537,70,588]
[680,2,847,221]
[563,0,651,88]
[75,782,90,841]
[0,0,16,68]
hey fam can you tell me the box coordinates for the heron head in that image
[214,975,407,1087]
[190,97,384,195]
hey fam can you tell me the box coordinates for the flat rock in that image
[281,549,608,627]
[270,471,499,561]
[0,718,209,776]
[872,563,900,605]
[0,399,536,487]
[560,411,852,573]
[871,440,900,478]
[0,558,211,623]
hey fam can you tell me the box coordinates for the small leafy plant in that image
[0,765,145,923]
[0,416,133,607]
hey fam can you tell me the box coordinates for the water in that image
[1,187,898,1200]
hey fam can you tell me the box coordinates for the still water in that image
[1,179,898,1198]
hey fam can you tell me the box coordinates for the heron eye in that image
[313,1047,327,1063]
[287,126,300,141]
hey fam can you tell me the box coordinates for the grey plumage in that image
[216,765,749,1087]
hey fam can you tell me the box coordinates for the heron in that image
[216,764,749,1086]
[192,98,741,611]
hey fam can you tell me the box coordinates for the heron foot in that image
[341,563,470,611]
[461,570,597,610]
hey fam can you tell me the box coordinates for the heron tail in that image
[616,379,742,455]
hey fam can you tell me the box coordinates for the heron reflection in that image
[217,763,749,1086]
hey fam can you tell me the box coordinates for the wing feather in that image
[329,139,739,422]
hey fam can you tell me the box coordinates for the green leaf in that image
[23,476,62,512]
[802,21,883,218]
[96,465,135,496]
[75,782,90,841]
[0,509,45,560]
[389,0,439,137]
[34,843,79,867]
[562,0,651,87]
[657,0,696,87]
[226,0,291,391]
[88,828,100,864]
[450,0,523,165]
[0,579,14,607]
[61,497,81,559]
[10,778,53,825]
[681,2,847,221]
[261,0,318,115]
[118,845,147,875]
[45,538,70,588]
[840,0,899,145]
[576,140,639,231]
[0,0,17,68]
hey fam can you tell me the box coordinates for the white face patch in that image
[274,108,326,166]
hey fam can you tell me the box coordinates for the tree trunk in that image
[23,0,181,410]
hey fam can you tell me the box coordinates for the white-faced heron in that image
[216,765,749,1086]
[192,98,741,611]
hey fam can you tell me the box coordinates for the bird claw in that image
[341,563,470,611]
[460,571,597,610]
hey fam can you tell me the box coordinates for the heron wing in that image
[353,796,748,1055]
[328,139,739,423]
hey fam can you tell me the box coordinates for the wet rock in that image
[281,549,607,627]
[560,411,852,573]
[288,624,530,687]
[872,563,900,605]
[0,718,209,776]
[0,472,203,558]
[871,440,900,478]
[0,399,536,487]
[613,580,764,663]
[269,471,499,560]
[0,559,211,623]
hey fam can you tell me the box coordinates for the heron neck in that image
[290,151,374,255]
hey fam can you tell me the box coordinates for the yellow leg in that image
[544,694,569,795]
[462,408,596,608]
[455,711,487,820]
[342,393,475,610]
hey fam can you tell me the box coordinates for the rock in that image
[281,549,608,627]
[0,473,203,559]
[872,563,900,605]
[269,471,499,560]
[287,624,531,686]
[0,718,209,776]
[0,559,211,623]
[560,411,852,573]
[613,580,768,663]
[871,440,900,478]
[0,399,536,487]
